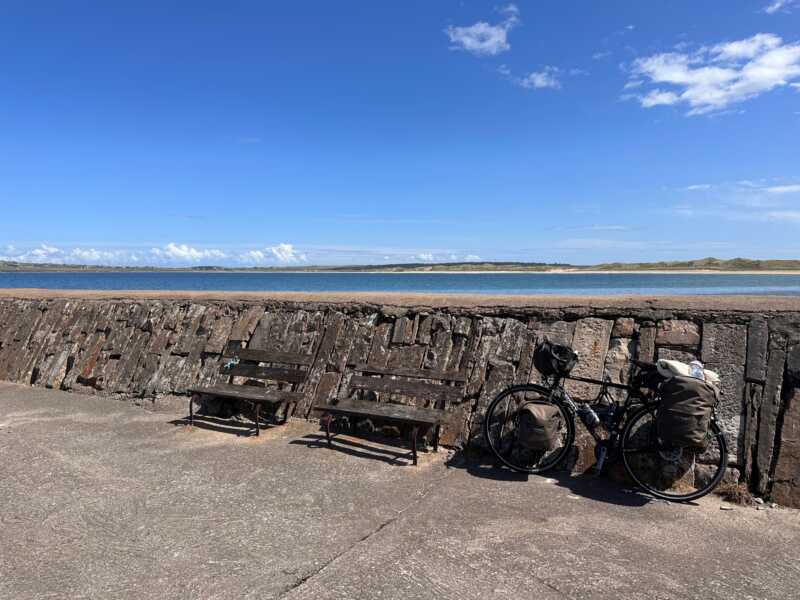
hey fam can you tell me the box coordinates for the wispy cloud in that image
[766,184,800,193]
[766,210,800,221]
[764,1,797,14]
[445,4,519,57]
[150,243,227,262]
[669,178,800,222]
[519,66,561,89]
[625,33,800,115]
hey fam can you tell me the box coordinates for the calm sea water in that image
[1,271,800,295]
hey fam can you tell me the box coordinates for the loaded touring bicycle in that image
[483,340,728,502]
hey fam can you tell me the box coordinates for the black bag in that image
[533,341,578,377]
[517,402,562,450]
[657,376,717,449]
[631,361,664,391]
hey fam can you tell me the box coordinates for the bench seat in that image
[188,383,303,405]
[312,399,451,465]
[312,399,447,427]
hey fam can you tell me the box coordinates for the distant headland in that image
[2,257,800,274]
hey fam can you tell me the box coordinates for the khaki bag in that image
[657,376,717,449]
[517,403,562,450]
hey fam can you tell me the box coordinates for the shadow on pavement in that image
[291,432,420,466]
[169,414,278,437]
[446,449,655,507]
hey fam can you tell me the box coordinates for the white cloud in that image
[445,4,519,57]
[764,1,796,14]
[150,243,227,262]
[766,210,800,221]
[686,184,713,190]
[711,33,782,61]
[30,243,62,260]
[415,253,435,262]
[464,254,482,261]
[268,243,306,263]
[627,33,800,115]
[520,67,561,89]
[238,250,268,264]
[593,51,612,60]
[765,184,800,193]
[69,248,128,263]
[640,89,680,107]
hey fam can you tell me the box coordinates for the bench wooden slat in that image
[354,364,467,383]
[237,348,314,365]
[188,383,303,404]
[349,375,463,404]
[313,399,447,426]
[221,364,306,383]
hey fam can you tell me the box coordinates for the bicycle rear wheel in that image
[621,403,728,502]
[483,384,574,474]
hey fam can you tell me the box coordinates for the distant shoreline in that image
[3,269,800,275]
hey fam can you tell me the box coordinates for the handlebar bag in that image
[533,341,578,377]
[657,376,717,449]
[517,402,562,450]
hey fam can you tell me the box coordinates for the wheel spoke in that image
[621,404,728,502]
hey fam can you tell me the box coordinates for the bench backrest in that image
[348,364,466,410]
[221,346,313,385]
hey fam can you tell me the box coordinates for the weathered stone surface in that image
[565,318,614,401]
[746,317,769,383]
[655,320,701,347]
[603,337,635,401]
[637,326,656,362]
[701,323,748,464]
[612,317,636,338]
[391,317,414,345]
[787,343,800,387]
[772,389,800,506]
[754,334,787,494]
[657,348,697,363]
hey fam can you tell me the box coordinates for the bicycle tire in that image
[621,403,728,502]
[483,384,575,474]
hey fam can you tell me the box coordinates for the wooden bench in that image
[312,364,466,465]
[187,348,312,436]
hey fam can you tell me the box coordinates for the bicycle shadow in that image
[447,448,656,507]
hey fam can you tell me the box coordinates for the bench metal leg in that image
[189,393,200,427]
[282,401,295,424]
[323,413,333,448]
[432,425,441,453]
[254,403,260,437]
[410,426,419,466]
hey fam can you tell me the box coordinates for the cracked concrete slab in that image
[1,383,799,599]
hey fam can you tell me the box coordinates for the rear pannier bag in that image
[657,376,717,449]
[517,403,562,450]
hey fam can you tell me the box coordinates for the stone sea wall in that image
[0,294,798,506]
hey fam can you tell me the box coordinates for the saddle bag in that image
[517,403,562,450]
[657,376,717,449]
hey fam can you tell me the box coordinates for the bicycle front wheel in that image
[483,384,575,474]
[621,403,728,502]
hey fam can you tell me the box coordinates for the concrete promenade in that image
[1,383,798,599]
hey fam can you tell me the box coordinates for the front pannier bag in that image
[517,403,562,450]
[657,376,717,449]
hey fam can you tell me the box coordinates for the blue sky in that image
[1,1,799,267]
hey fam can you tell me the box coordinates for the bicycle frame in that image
[542,372,657,472]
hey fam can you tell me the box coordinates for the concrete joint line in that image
[277,470,453,598]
